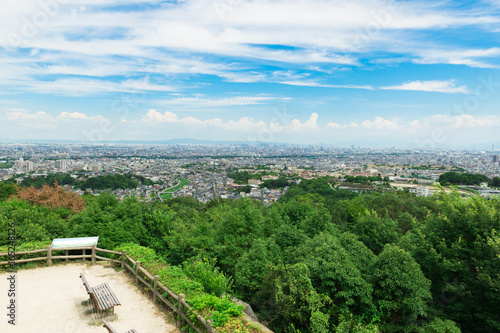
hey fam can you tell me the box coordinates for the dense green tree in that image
[74,174,139,190]
[257,263,331,332]
[4,177,500,333]
[68,193,148,249]
[370,244,432,331]
[20,173,75,188]
[262,177,289,189]
[0,182,17,202]
[398,193,500,332]
[350,214,400,255]
[297,233,375,321]
[0,199,67,245]
[490,176,500,188]
[209,198,266,276]
[438,172,489,186]
[234,238,280,300]
[344,175,382,184]
[277,194,335,236]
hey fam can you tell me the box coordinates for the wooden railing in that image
[0,245,217,333]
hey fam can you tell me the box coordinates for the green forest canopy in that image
[0,176,499,332]
[6,173,159,190]
[438,171,490,186]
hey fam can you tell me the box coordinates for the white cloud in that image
[6,109,53,121]
[287,113,320,131]
[278,80,374,90]
[144,110,178,123]
[325,116,400,130]
[413,48,500,68]
[141,109,267,132]
[326,122,342,129]
[0,0,498,96]
[380,80,469,94]
[359,117,400,129]
[56,111,106,122]
[1,108,114,134]
[17,78,177,96]
[160,96,290,107]
[57,112,88,120]
[422,114,500,129]
[5,107,500,145]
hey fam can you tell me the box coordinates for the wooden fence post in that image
[91,244,96,266]
[65,250,68,262]
[207,319,214,333]
[177,293,185,329]
[135,261,141,285]
[153,275,159,303]
[47,245,52,266]
[121,250,126,269]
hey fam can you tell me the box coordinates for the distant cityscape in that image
[1,143,500,203]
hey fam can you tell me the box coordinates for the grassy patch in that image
[168,178,191,192]
[160,178,191,199]
[160,192,173,199]
[0,162,14,169]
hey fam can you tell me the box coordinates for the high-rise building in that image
[26,161,34,172]
[493,155,499,163]
[89,162,102,171]
[56,160,68,169]
[14,157,24,169]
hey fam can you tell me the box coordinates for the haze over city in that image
[1,0,500,147]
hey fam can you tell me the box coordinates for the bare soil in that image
[0,262,178,333]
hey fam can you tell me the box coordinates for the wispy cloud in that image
[17,78,177,96]
[413,48,500,68]
[278,80,374,90]
[380,80,469,94]
[160,96,291,107]
[2,1,500,145]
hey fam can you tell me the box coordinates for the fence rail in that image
[0,245,217,333]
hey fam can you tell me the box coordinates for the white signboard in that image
[51,237,99,249]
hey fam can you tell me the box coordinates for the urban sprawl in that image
[1,143,500,204]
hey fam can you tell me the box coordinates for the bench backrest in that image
[103,319,137,333]
[79,272,93,295]
[102,319,119,333]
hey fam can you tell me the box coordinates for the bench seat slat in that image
[103,319,138,333]
[80,273,120,313]
[92,282,120,311]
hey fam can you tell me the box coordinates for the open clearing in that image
[160,178,191,199]
[0,262,178,333]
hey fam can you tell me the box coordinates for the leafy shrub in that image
[335,313,380,333]
[0,240,52,272]
[189,293,244,328]
[115,243,158,264]
[156,265,204,295]
[419,318,461,333]
[183,257,233,297]
[115,243,243,328]
[217,317,260,333]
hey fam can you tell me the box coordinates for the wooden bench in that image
[80,273,121,316]
[80,272,93,303]
[103,319,138,333]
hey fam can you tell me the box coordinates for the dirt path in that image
[0,262,178,333]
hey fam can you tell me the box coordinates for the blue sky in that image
[1,0,500,147]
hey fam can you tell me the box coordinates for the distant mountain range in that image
[1,137,500,150]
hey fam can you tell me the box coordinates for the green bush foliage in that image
[183,257,233,297]
[115,243,242,328]
[3,176,500,332]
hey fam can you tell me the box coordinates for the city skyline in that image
[2,0,500,147]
